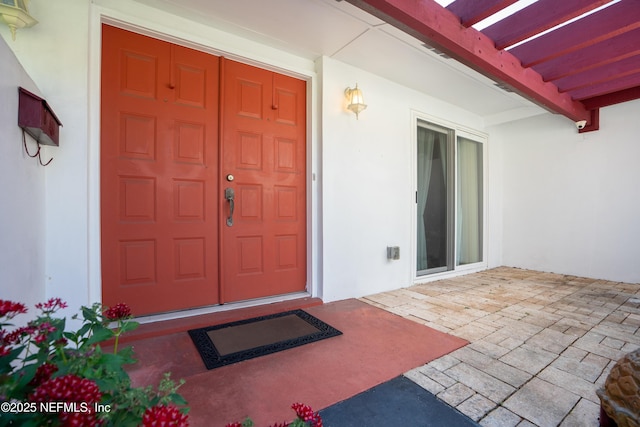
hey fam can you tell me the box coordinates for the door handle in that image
[225,187,235,226]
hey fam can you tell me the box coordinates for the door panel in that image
[221,59,307,302]
[101,25,220,315]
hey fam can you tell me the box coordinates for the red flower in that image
[141,404,189,427]
[29,362,59,387]
[224,423,243,427]
[21,322,58,346]
[29,374,102,427]
[39,322,57,333]
[35,298,68,313]
[55,337,69,347]
[291,403,322,427]
[3,325,36,345]
[0,300,27,319]
[104,303,132,321]
[33,333,47,344]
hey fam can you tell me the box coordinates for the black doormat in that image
[319,376,481,427]
[188,309,342,370]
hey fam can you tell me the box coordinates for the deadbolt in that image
[226,174,234,182]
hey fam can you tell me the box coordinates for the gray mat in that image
[319,376,481,427]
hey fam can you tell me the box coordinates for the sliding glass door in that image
[456,136,483,266]
[416,120,484,277]
[416,123,454,274]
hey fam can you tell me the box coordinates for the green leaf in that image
[168,392,188,406]
[0,345,25,373]
[81,305,99,322]
[84,325,115,347]
[149,395,161,407]
[76,322,93,338]
[119,320,139,333]
[114,346,137,364]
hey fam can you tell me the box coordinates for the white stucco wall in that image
[492,100,640,283]
[319,57,488,302]
[0,36,46,316]
[0,1,91,318]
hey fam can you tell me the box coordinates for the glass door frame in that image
[415,120,455,276]
[412,111,488,281]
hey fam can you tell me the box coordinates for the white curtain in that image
[456,137,482,265]
[416,127,435,271]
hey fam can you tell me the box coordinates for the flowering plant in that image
[0,298,189,426]
[226,402,322,427]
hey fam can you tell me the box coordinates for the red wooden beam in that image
[533,29,640,82]
[570,73,640,101]
[344,0,591,122]
[509,1,640,67]
[483,0,612,50]
[446,0,518,27]
[581,86,640,110]
[555,56,640,94]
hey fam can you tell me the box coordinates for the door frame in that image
[410,110,489,285]
[87,12,319,315]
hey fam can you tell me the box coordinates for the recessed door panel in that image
[119,113,156,160]
[119,51,158,99]
[118,177,156,222]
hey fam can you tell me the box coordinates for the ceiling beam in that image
[509,1,640,67]
[570,73,640,101]
[482,0,612,50]
[344,0,591,123]
[532,29,640,82]
[581,86,640,110]
[555,56,640,94]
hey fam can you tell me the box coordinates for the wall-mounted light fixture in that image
[0,0,37,41]
[345,83,367,119]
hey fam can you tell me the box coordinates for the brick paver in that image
[361,267,640,426]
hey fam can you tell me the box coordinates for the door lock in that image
[225,187,235,226]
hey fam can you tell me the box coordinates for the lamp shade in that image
[0,0,37,40]
[345,84,367,119]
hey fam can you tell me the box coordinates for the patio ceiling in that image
[344,0,640,132]
[131,0,639,130]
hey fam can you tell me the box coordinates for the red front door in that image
[101,27,307,315]
[220,59,307,302]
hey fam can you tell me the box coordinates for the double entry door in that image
[100,25,307,316]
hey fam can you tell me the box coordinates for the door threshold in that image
[117,293,321,344]
[135,292,313,325]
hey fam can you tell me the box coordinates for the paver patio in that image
[361,267,640,427]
